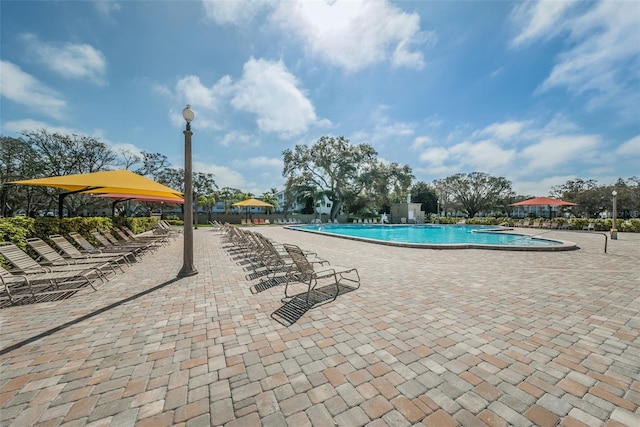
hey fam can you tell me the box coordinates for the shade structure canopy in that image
[7,170,182,218]
[94,193,184,204]
[231,198,274,208]
[231,198,274,221]
[510,196,577,207]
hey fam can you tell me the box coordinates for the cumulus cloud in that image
[521,135,600,171]
[219,130,258,148]
[244,156,283,168]
[2,118,73,135]
[202,0,432,72]
[21,33,107,85]
[231,58,319,138]
[0,61,66,119]
[476,121,529,141]
[270,0,432,71]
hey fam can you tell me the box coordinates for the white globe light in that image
[182,104,195,123]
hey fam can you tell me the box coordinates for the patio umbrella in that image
[231,198,274,222]
[510,196,577,219]
[7,170,182,218]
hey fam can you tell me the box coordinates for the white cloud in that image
[219,130,257,148]
[512,175,576,197]
[419,146,449,165]
[0,61,66,119]
[411,136,433,151]
[450,140,516,171]
[521,135,600,171]
[271,0,432,71]
[615,134,640,157]
[21,33,107,85]
[511,1,640,112]
[244,156,283,168]
[476,121,529,141]
[231,58,319,138]
[2,118,74,135]
[201,0,270,26]
[95,1,121,17]
[175,74,233,110]
[510,1,577,47]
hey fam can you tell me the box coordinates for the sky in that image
[1,0,639,197]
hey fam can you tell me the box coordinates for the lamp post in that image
[611,190,618,240]
[193,189,198,230]
[436,199,440,223]
[178,104,198,277]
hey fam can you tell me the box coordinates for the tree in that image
[410,181,438,215]
[17,129,117,216]
[134,152,169,180]
[282,136,379,221]
[261,191,278,214]
[362,162,414,214]
[434,172,514,218]
[0,136,43,216]
[217,187,239,214]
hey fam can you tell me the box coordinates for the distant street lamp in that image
[178,105,198,277]
[611,190,618,240]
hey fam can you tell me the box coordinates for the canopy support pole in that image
[58,187,102,218]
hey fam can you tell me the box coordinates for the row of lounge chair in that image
[514,219,596,230]
[219,223,360,307]
[0,225,173,305]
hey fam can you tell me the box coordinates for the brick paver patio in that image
[1,226,638,426]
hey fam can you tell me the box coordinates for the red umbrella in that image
[510,196,577,207]
[510,197,577,219]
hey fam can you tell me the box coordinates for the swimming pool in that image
[288,224,577,251]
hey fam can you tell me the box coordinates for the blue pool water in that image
[290,224,573,250]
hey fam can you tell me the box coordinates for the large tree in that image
[0,136,43,216]
[434,172,514,218]
[283,136,379,221]
[410,181,438,215]
[14,129,118,216]
[362,162,414,214]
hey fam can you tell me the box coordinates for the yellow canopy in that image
[7,170,182,198]
[7,170,182,218]
[231,198,274,207]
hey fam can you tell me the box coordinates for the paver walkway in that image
[1,226,639,426]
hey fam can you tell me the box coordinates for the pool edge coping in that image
[284,224,579,251]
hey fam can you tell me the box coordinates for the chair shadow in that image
[271,283,357,327]
[249,275,289,293]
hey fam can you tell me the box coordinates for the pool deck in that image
[1,226,639,426]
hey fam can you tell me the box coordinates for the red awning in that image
[510,196,577,206]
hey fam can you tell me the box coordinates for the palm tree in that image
[261,192,278,215]
[198,194,216,223]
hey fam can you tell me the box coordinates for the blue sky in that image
[1,0,639,197]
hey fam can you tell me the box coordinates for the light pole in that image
[178,104,198,277]
[611,190,618,240]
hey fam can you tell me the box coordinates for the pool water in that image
[290,224,575,250]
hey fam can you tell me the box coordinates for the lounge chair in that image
[1,265,101,303]
[0,242,108,285]
[121,226,169,245]
[26,238,122,276]
[90,231,147,257]
[68,232,138,260]
[282,243,360,304]
[49,235,132,266]
[112,228,164,250]
[582,223,595,231]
